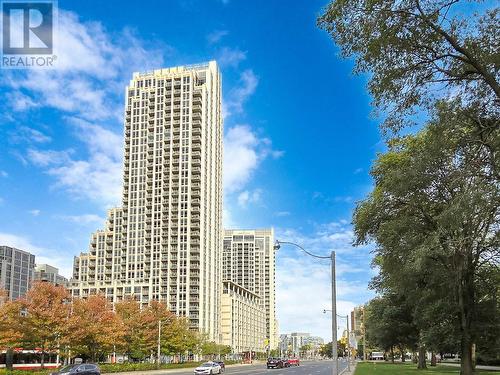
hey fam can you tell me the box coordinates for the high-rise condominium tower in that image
[222,229,278,350]
[71,62,223,341]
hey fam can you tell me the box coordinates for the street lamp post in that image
[346,314,350,372]
[274,240,338,375]
[157,320,161,366]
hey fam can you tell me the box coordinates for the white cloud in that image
[275,222,375,339]
[26,118,123,207]
[223,69,258,118]
[6,92,40,111]
[0,232,73,278]
[275,211,291,217]
[237,188,262,208]
[207,30,229,44]
[29,209,41,216]
[217,46,247,68]
[4,10,166,122]
[0,171,7,178]
[11,126,51,144]
[224,125,259,193]
[27,149,73,167]
[354,168,363,174]
[4,10,165,209]
[224,125,283,194]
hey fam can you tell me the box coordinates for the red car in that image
[288,358,300,366]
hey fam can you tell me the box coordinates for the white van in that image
[371,352,384,360]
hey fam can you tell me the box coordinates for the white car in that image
[194,362,222,375]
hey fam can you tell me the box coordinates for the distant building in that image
[279,332,324,357]
[0,246,36,300]
[221,281,266,355]
[351,305,364,343]
[34,264,68,286]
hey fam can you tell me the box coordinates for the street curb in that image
[339,362,357,375]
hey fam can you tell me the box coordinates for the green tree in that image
[353,103,500,375]
[300,344,312,358]
[365,294,418,363]
[318,0,500,134]
[319,342,333,358]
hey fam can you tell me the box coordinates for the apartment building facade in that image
[221,281,266,354]
[0,246,35,300]
[222,229,278,349]
[71,61,223,341]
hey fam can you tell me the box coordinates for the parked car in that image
[51,364,100,375]
[267,357,284,369]
[194,362,222,374]
[288,358,300,366]
[214,361,225,372]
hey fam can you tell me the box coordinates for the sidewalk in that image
[339,360,357,375]
[440,363,500,372]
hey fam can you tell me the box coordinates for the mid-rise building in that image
[0,246,35,300]
[223,229,277,349]
[71,61,223,341]
[221,281,266,354]
[34,263,68,286]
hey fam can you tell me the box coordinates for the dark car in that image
[267,357,283,369]
[215,361,225,373]
[281,359,291,368]
[51,364,100,375]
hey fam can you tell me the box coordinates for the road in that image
[164,360,349,375]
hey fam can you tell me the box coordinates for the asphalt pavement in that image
[149,360,349,375]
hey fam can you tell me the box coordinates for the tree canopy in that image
[318,0,499,133]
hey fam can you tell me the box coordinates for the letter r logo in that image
[2,1,53,54]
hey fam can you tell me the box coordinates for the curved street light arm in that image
[274,240,331,259]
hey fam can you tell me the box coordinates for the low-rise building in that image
[34,264,68,286]
[221,280,266,355]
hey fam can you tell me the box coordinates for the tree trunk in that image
[431,352,436,366]
[41,347,45,369]
[391,346,395,363]
[460,337,473,375]
[6,348,13,371]
[400,346,406,362]
[417,345,427,369]
[457,257,475,375]
[412,352,417,364]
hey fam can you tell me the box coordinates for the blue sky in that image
[0,0,381,340]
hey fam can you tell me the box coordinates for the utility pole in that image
[274,241,337,375]
[363,307,366,361]
[331,251,338,375]
[157,320,161,365]
[346,315,350,372]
